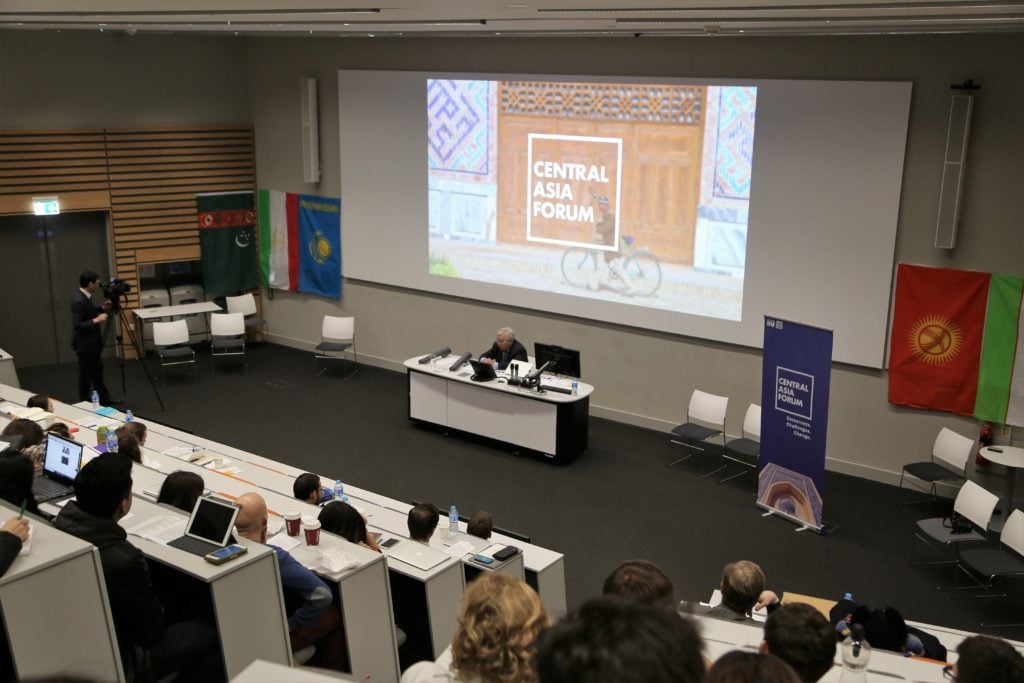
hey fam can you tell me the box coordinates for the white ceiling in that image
[1,0,1022,37]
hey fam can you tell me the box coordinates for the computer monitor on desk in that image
[533,343,581,378]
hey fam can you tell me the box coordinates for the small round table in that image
[979,445,1024,532]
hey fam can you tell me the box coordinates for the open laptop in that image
[388,540,449,571]
[167,496,240,556]
[32,433,85,503]
[469,359,497,382]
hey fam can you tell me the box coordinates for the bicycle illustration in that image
[560,236,662,297]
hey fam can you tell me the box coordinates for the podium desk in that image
[405,355,592,462]
[110,494,292,679]
[0,503,123,681]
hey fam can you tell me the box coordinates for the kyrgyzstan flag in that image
[888,264,990,415]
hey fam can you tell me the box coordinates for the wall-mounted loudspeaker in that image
[934,94,973,249]
[301,77,321,183]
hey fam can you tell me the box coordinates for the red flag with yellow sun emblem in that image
[888,264,990,415]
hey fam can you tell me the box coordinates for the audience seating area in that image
[1,381,1023,683]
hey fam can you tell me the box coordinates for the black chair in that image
[950,509,1024,628]
[897,427,973,507]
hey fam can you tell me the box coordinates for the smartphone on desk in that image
[381,537,400,549]
[205,544,248,565]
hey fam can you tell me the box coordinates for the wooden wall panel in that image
[0,125,258,356]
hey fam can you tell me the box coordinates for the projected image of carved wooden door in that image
[497,82,706,265]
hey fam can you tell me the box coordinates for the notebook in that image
[166,496,240,556]
[388,541,449,571]
[469,359,497,383]
[32,434,84,503]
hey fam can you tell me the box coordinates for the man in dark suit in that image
[72,270,115,404]
[480,326,528,371]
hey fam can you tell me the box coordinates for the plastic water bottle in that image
[91,390,100,411]
[106,428,119,453]
[334,479,344,501]
[449,505,459,537]
[125,409,134,423]
[840,624,871,682]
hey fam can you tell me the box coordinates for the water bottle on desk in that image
[449,505,459,537]
[91,390,100,412]
[839,624,871,682]
[125,410,134,423]
[334,479,344,502]
[106,428,119,454]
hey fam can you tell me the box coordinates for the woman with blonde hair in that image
[402,572,549,683]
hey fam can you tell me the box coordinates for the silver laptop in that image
[167,496,240,556]
[388,541,448,571]
[32,434,84,503]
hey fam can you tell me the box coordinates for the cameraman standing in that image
[72,270,118,405]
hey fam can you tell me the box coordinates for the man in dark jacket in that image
[55,453,220,680]
[71,270,116,404]
[480,326,528,371]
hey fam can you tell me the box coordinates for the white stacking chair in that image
[667,390,729,473]
[716,403,761,486]
[910,480,998,574]
[314,315,357,379]
[897,427,973,507]
[152,319,197,385]
[210,312,247,373]
[225,293,267,338]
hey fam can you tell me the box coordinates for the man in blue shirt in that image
[235,492,346,671]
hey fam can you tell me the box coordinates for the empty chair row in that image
[667,389,761,487]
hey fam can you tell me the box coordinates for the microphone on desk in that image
[418,347,452,364]
[525,361,551,381]
[449,352,472,371]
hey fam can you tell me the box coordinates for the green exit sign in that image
[32,196,60,215]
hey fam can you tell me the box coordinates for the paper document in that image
[320,548,361,574]
[267,532,301,552]
[76,415,119,429]
[443,540,476,558]
[127,515,187,544]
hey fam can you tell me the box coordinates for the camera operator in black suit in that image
[72,270,118,405]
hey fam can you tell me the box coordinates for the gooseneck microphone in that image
[449,352,472,371]
[418,346,452,364]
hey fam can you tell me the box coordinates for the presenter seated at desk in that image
[479,327,528,371]
[235,492,347,672]
[678,560,782,625]
[54,453,222,681]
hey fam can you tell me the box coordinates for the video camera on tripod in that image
[101,278,132,310]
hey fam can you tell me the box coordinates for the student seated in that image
[953,635,1024,683]
[45,422,72,439]
[761,603,836,683]
[408,503,439,544]
[26,394,54,412]
[157,471,205,513]
[319,500,380,552]
[467,511,493,540]
[536,596,705,683]
[402,573,549,683]
[115,433,142,464]
[293,472,328,505]
[54,453,221,681]
[0,452,40,517]
[602,559,676,608]
[117,420,148,448]
[680,560,782,623]
[708,651,801,683]
[0,419,44,472]
[235,492,347,672]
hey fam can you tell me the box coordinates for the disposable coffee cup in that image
[438,526,450,540]
[303,519,321,546]
[284,511,301,536]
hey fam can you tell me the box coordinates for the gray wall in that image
[3,30,1021,482]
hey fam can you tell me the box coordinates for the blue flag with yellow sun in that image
[297,194,341,298]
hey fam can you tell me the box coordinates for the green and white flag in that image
[196,191,260,295]
[975,274,1024,426]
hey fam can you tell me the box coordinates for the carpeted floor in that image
[17,343,1023,637]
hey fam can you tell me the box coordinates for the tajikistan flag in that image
[257,190,299,291]
[976,274,1024,426]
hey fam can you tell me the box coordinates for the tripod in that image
[102,293,165,411]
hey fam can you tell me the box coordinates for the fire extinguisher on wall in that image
[977,422,993,466]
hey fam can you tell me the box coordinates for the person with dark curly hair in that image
[402,573,549,683]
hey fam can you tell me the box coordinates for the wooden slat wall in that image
[0,125,258,356]
[104,126,256,313]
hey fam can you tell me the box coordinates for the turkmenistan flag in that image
[197,191,259,295]
[975,274,1024,426]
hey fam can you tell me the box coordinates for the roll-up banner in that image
[758,316,833,532]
